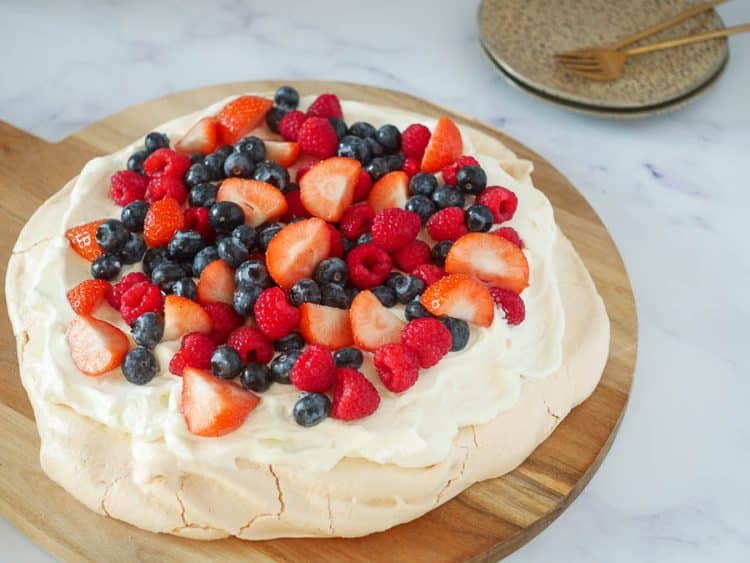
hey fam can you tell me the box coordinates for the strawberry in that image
[65,315,130,376]
[331,368,380,421]
[197,259,235,305]
[297,117,338,159]
[66,279,111,316]
[306,93,343,120]
[299,157,360,222]
[266,218,331,289]
[421,117,463,173]
[215,95,273,145]
[420,273,494,327]
[352,168,373,201]
[216,178,288,228]
[180,367,260,437]
[174,117,219,155]
[367,171,409,213]
[143,198,184,247]
[445,233,529,294]
[299,303,354,349]
[163,294,213,341]
[349,289,405,352]
[65,220,104,262]
[264,140,300,168]
[282,189,311,222]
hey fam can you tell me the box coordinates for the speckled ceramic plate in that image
[478,0,728,109]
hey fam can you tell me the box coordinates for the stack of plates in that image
[479,0,729,118]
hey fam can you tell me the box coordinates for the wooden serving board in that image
[0,81,637,562]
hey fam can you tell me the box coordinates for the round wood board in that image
[0,81,637,562]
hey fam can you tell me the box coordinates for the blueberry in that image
[185,162,211,187]
[96,219,129,253]
[337,135,371,164]
[131,312,164,348]
[439,316,469,351]
[151,261,185,292]
[214,145,234,159]
[405,195,437,224]
[341,237,355,255]
[266,106,287,133]
[91,253,121,280]
[431,186,465,209]
[349,121,376,138]
[385,153,405,171]
[392,274,425,304]
[143,247,169,277]
[122,347,158,385]
[172,278,197,301]
[209,346,242,379]
[209,201,245,233]
[127,150,148,174]
[203,152,228,181]
[274,85,299,110]
[333,347,363,369]
[289,279,322,306]
[192,246,220,277]
[356,232,374,246]
[410,173,438,196]
[371,285,397,307]
[279,181,299,195]
[223,152,255,178]
[364,137,384,159]
[275,332,305,352]
[431,241,453,268]
[258,223,282,250]
[187,183,216,208]
[235,259,272,288]
[240,362,273,393]
[233,284,263,316]
[235,136,266,162]
[364,157,389,182]
[456,165,487,195]
[144,132,170,153]
[320,283,351,309]
[253,160,290,190]
[465,204,494,232]
[314,258,348,286]
[376,124,401,153]
[328,117,348,140]
[385,271,402,290]
[189,153,204,165]
[405,299,432,321]
[269,350,301,384]
[168,230,205,260]
[217,237,249,267]
[293,393,331,427]
[119,233,147,264]
[231,225,257,251]
[121,200,149,232]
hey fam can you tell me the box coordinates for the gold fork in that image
[558,23,750,81]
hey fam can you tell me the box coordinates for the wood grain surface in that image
[0,81,637,562]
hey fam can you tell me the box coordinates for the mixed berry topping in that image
[62,86,530,437]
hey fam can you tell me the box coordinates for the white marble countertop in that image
[1,0,748,561]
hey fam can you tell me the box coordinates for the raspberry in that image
[401,318,452,368]
[339,203,375,240]
[305,93,343,120]
[426,207,468,241]
[491,226,524,249]
[346,243,393,289]
[253,287,300,340]
[169,351,187,376]
[107,272,150,310]
[143,198,185,247]
[331,368,380,420]
[371,208,421,251]
[326,224,344,258]
[227,326,273,364]
[109,170,148,206]
[401,124,431,160]
[278,110,307,141]
[183,206,216,243]
[411,263,445,287]
[489,287,526,326]
[203,302,243,344]
[392,240,431,272]
[401,157,420,178]
[180,332,217,370]
[442,155,479,186]
[119,281,164,325]
[282,190,312,222]
[297,117,338,159]
[67,279,111,316]
[478,186,518,224]
[143,148,191,178]
[290,344,336,392]
[352,169,373,201]
[295,159,320,182]
[145,175,187,204]
[373,343,420,392]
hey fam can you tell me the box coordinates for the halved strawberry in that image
[299,303,354,349]
[299,157,360,222]
[421,117,463,173]
[420,273,494,327]
[181,367,260,437]
[197,259,235,305]
[349,289,405,352]
[65,315,130,376]
[66,279,111,316]
[65,220,104,262]
[215,95,273,145]
[174,117,219,155]
[367,171,409,213]
[216,178,288,228]
[265,140,301,168]
[163,294,213,341]
[445,233,529,294]
[266,218,331,290]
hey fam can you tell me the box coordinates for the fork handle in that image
[612,0,727,50]
[625,23,750,56]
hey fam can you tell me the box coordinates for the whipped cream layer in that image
[17,95,565,471]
